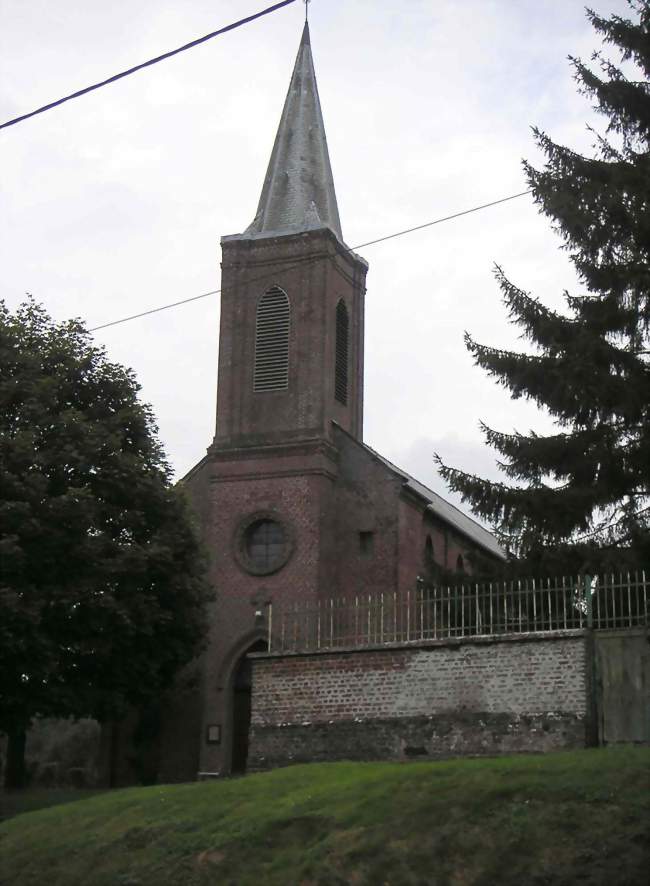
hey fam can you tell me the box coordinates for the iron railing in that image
[266,571,649,653]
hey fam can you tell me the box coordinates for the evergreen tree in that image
[436,2,650,568]
[0,300,211,788]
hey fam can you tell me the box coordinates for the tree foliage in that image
[0,299,210,784]
[437,2,650,567]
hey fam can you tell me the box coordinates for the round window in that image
[236,513,292,576]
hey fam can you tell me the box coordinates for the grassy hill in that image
[1,748,648,886]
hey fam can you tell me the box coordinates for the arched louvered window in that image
[254,286,290,392]
[335,298,349,405]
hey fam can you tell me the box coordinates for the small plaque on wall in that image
[206,724,221,744]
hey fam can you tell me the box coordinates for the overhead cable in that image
[89,189,533,332]
[352,190,532,250]
[0,0,297,131]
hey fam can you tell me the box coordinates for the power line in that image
[90,288,222,331]
[353,190,532,250]
[89,189,533,332]
[0,0,297,131]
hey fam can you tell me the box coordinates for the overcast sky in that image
[0,0,632,518]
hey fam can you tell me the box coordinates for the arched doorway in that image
[230,639,267,774]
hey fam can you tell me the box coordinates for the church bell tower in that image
[213,22,368,450]
[123,17,503,786]
[190,22,368,777]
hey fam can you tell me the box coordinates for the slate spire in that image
[244,22,343,241]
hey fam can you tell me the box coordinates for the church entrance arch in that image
[230,638,267,774]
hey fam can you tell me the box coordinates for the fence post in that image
[293,603,298,651]
[585,574,593,629]
[627,571,632,629]
[317,600,321,650]
[582,574,599,747]
[460,583,465,637]
[433,586,437,639]
[354,595,359,644]
[406,589,411,642]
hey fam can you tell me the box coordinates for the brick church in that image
[150,23,504,782]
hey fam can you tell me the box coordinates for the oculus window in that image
[236,514,292,575]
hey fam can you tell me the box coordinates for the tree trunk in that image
[4,728,27,789]
[109,721,119,788]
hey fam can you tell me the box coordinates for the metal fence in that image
[266,571,649,653]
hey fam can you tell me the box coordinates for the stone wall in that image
[248,632,587,769]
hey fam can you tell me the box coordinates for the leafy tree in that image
[0,299,210,788]
[437,2,650,570]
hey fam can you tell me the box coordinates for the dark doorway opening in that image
[230,639,267,774]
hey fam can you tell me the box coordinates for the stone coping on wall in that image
[251,628,587,661]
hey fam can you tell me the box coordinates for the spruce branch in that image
[438,2,650,566]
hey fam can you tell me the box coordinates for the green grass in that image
[0,788,106,823]
[0,749,648,886]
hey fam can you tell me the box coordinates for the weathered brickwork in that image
[145,69,504,782]
[216,230,367,448]
[147,228,505,781]
[251,635,587,724]
[107,28,528,786]
[249,713,586,769]
[195,452,335,776]
[248,633,587,768]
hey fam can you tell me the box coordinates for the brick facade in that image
[216,230,366,448]
[169,421,496,779]
[144,28,506,783]
[247,633,588,768]
[146,218,504,781]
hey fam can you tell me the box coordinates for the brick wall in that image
[330,426,402,599]
[248,633,587,768]
[217,229,367,448]
[150,219,502,782]
[196,449,336,776]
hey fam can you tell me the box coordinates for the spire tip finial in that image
[301,3,311,46]
[243,0,342,242]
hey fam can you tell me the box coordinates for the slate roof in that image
[234,22,343,242]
